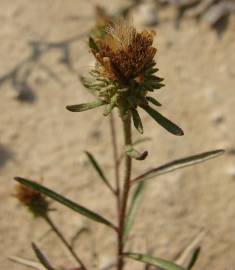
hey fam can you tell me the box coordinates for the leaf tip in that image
[213,149,225,156]
[66,105,74,112]
[14,176,22,182]
[217,149,225,154]
[139,128,144,135]
[136,150,148,161]
[177,127,184,136]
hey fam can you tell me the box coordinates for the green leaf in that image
[85,151,115,194]
[89,37,99,52]
[118,138,151,165]
[146,96,162,107]
[80,76,95,92]
[32,243,55,270]
[14,177,116,230]
[133,149,225,182]
[9,256,46,270]
[66,100,106,112]
[124,182,145,238]
[125,145,148,161]
[187,247,201,270]
[103,95,117,116]
[131,109,144,134]
[125,253,186,270]
[141,105,184,136]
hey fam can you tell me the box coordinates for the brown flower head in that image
[82,18,164,115]
[93,18,157,82]
[15,183,49,217]
[67,18,183,136]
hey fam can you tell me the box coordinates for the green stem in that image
[44,215,87,270]
[117,112,132,270]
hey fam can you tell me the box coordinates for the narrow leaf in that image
[146,96,162,106]
[125,145,148,161]
[186,247,201,270]
[9,256,46,270]
[32,243,55,270]
[133,149,224,182]
[14,177,116,230]
[124,182,145,238]
[89,37,99,52]
[85,151,115,194]
[66,100,106,112]
[80,76,97,96]
[175,232,204,268]
[125,253,186,270]
[103,95,117,116]
[141,105,184,136]
[131,109,144,134]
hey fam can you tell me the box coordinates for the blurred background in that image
[0,0,235,269]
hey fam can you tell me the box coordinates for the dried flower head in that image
[95,19,157,82]
[67,18,183,136]
[87,19,162,110]
[14,183,49,217]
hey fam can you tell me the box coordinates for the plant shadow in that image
[0,32,87,103]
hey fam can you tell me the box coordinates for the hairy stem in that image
[117,112,132,270]
[44,215,87,270]
[110,112,121,214]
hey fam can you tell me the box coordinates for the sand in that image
[0,1,235,269]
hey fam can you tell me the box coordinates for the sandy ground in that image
[0,1,235,269]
